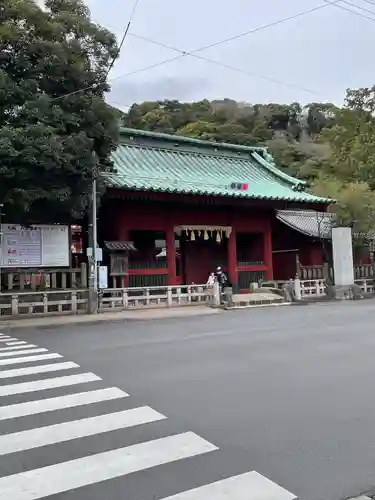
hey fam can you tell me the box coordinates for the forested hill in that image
[120,89,375,235]
[122,100,333,177]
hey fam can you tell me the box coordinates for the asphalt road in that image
[3,301,375,500]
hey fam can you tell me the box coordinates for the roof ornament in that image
[230,182,248,191]
[263,150,276,166]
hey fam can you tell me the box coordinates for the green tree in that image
[312,176,375,234]
[304,102,336,135]
[308,87,375,231]
[0,0,119,223]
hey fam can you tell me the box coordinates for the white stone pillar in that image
[293,278,302,301]
[212,281,221,307]
[332,227,354,286]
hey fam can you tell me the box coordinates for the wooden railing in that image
[1,263,88,291]
[0,290,89,318]
[99,284,214,311]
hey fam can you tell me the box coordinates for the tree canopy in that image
[122,92,375,234]
[0,0,119,223]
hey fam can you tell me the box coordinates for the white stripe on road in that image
[0,406,166,456]
[0,373,100,396]
[0,387,128,421]
[0,345,36,352]
[0,338,17,342]
[0,353,62,366]
[0,348,47,358]
[5,341,27,346]
[0,432,217,500]
[160,471,297,500]
[0,362,79,379]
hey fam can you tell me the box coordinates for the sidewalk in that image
[0,306,222,330]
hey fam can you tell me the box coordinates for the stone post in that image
[212,281,221,307]
[293,277,302,301]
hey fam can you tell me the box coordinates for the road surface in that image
[1,301,375,500]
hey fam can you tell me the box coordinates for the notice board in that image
[0,224,70,268]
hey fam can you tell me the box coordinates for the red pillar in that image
[227,228,237,286]
[166,225,177,285]
[264,227,273,280]
[118,223,129,287]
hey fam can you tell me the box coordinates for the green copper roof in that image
[107,128,331,204]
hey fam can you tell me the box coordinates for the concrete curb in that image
[0,307,223,330]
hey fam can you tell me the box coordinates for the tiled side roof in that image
[276,210,335,238]
[107,129,331,204]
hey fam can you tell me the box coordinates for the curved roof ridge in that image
[251,151,307,188]
[119,127,266,154]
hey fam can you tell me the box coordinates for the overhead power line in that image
[336,0,375,15]
[105,0,141,77]
[129,32,323,96]
[110,1,340,85]
[55,1,340,100]
[362,0,375,8]
[52,0,142,101]
[324,0,375,21]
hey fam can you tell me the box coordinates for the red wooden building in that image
[99,128,331,289]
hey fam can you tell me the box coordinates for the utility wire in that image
[55,1,340,100]
[129,33,323,96]
[336,0,375,15]
[51,0,141,101]
[105,0,141,77]
[110,2,339,85]
[324,0,375,20]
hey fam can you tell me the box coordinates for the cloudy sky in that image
[64,1,375,108]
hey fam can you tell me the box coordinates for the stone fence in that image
[301,264,374,280]
[1,263,88,292]
[262,278,374,298]
[0,284,215,319]
[98,284,215,311]
[0,290,89,318]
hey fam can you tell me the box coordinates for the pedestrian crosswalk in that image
[0,332,297,500]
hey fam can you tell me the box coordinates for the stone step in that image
[225,292,288,309]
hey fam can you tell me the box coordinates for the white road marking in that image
[0,353,62,366]
[0,387,128,421]
[0,338,17,342]
[5,341,27,346]
[0,361,79,379]
[160,471,297,500]
[0,345,36,352]
[0,432,217,500]
[0,372,100,396]
[0,406,166,456]
[0,348,47,358]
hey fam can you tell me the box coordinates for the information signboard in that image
[0,224,70,268]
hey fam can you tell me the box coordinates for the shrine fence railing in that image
[301,264,374,280]
[98,284,215,311]
[1,263,88,292]
[262,278,374,298]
